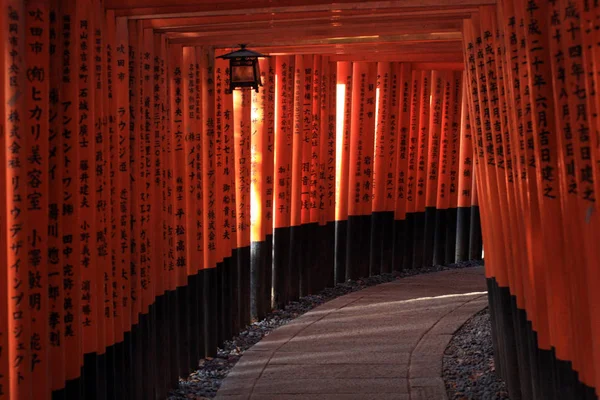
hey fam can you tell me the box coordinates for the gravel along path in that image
[168,259,484,399]
[443,307,510,400]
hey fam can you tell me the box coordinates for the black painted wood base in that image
[334,220,347,284]
[423,207,437,267]
[273,227,291,308]
[412,211,425,269]
[392,218,406,271]
[444,207,457,264]
[402,213,414,270]
[487,278,598,400]
[432,207,447,266]
[455,206,471,262]
[469,205,483,259]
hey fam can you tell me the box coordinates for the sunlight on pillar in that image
[335,83,346,220]
[250,94,264,237]
[374,86,380,151]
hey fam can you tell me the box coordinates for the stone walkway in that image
[216,267,488,400]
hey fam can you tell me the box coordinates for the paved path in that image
[216,267,488,400]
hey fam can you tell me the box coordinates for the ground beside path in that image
[216,267,488,400]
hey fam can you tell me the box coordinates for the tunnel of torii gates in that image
[1,0,600,399]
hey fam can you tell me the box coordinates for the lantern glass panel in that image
[231,64,255,84]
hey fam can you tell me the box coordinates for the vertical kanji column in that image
[412,70,431,269]
[456,85,473,262]
[402,70,421,269]
[26,2,50,398]
[392,63,412,270]
[423,70,445,267]
[47,1,66,395]
[444,71,463,263]
[289,55,304,301]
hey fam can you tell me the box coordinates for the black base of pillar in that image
[455,206,471,262]
[238,246,251,328]
[251,240,267,321]
[392,218,406,271]
[422,207,437,267]
[273,227,291,308]
[381,212,394,274]
[369,212,385,276]
[334,220,347,284]
[402,213,414,270]
[412,211,425,269]
[469,205,483,259]
[288,226,301,302]
[487,278,598,400]
[203,268,217,358]
[346,215,361,280]
[444,207,458,264]
[265,234,273,312]
[433,207,447,266]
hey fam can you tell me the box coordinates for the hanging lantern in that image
[217,44,269,93]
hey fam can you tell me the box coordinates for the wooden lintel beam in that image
[141,8,474,29]
[164,22,462,45]
[110,0,494,18]
[153,14,464,34]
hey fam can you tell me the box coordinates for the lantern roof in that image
[217,44,270,59]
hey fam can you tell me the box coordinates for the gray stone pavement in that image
[216,267,488,400]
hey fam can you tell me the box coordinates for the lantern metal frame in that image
[217,44,270,93]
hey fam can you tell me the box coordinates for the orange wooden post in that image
[432,72,453,266]
[4,3,33,398]
[581,2,600,391]
[213,50,225,345]
[114,18,131,365]
[47,0,67,393]
[517,2,573,368]
[548,0,595,385]
[273,55,293,307]
[370,62,391,275]
[360,63,377,278]
[289,54,304,300]
[317,57,336,288]
[250,57,267,319]
[24,1,51,398]
[412,70,431,269]
[77,0,100,395]
[308,55,321,293]
[346,61,367,280]
[423,70,445,267]
[134,25,154,399]
[392,63,412,270]
[403,69,422,270]
[297,54,312,296]
[214,48,227,347]
[264,57,276,309]
[456,85,474,262]
[499,0,545,349]
[482,7,522,314]
[443,71,463,263]
[334,61,352,283]
[0,2,8,396]
[182,45,199,373]
[233,87,252,314]
[218,53,236,340]
[129,19,145,399]
[381,62,399,273]
[127,19,141,331]
[200,46,217,357]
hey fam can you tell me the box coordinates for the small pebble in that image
[169,259,484,399]
[443,307,510,400]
